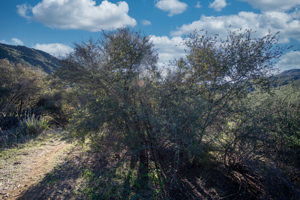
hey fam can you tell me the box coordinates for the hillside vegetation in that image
[0,43,60,74]
[0,29,300,200]
[273,68,300,86]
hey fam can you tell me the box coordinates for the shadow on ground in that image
[17,143,300,200]
[17,146,89,200]
[15,146,260,200]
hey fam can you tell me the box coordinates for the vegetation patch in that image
[1,28,300,199]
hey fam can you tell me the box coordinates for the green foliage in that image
[0,59,46,118]
[58,28,300,199]
[0,58,70,131]
[0,59,70,148]
[253,86,300,165]
[18,114,49,135]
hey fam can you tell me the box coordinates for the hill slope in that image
[0,43,61,73]
[273,69,300,86]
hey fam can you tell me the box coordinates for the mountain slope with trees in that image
[0,43,60,73]
[273,69,300,86]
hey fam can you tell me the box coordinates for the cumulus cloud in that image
[17,4,31,19]
[276,51,300,71]
[17,0,136,31]
[142,20,152,26]
[209,0,227,11]
[240,0,300,11]
[195,1,201,8]
[33,43,73,58]
[150,35,186,67]
[0,38,24,46]
[171,11,300,43]
[155,0,188,16]
[11,38,24,45]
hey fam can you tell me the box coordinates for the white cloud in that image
[17,0,136,31]
[0,40,8,44]
[195,1,201,8]
[0,38,24,46]
[155,0,188,16]
[171,11,300,43]
[17,4,31,19]
[150,35,186,66]
[240,0,300,11]
[142,20,152,26]
[33,43,73,58]
[209,0,227,11]
[11,38,24,46]
[276,51,300,71]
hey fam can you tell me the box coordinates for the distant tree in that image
[0,59,46,119]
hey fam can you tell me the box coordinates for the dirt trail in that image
[0,129,73,200]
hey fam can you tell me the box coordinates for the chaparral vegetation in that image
[1,29,300,200]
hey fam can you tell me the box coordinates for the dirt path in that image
[0,129,73,200]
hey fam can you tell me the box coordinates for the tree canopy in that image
[56,28,299,199]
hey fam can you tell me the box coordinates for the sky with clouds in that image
[0,0,300,70]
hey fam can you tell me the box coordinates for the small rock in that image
[13,161,21,165]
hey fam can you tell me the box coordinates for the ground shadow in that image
[17,141,299,200]
[17,146,90,200]
[17,143,133,200]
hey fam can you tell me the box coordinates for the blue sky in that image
[1,0,300,71]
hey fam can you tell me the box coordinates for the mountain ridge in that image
[273,68,300,86]
[0,43,61,73]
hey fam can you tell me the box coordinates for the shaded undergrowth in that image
[15,139,300,200]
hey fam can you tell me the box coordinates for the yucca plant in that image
[18,113,49,136]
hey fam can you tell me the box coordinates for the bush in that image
[18,114,49,136]
[56,28,287,198]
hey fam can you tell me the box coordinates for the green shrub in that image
[18,114,49,135]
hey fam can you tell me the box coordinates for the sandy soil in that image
[0,129,73,200]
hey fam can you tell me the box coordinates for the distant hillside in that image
[273,69,300,87]
[0,43,61,73]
